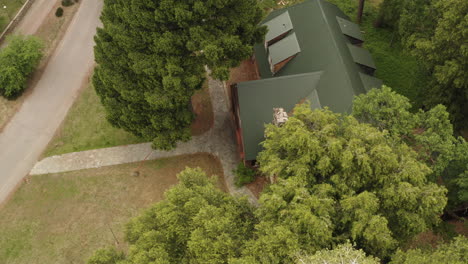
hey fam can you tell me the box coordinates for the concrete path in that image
[0,0,103,203]
[31,76,257,202]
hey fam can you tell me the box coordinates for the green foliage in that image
[94,0,265,150]
[409,0,468,128]
[0,35,43,99]
[379,0,468,128]
[391,236,468,264]
[353,86,455,177]
[55,7,63,17]
[353,86,467,209]
[234,163,256,187]
[295,242,380,264]
[88,168,256,264]
[256,103,447,259]
[87,248,125,264]
[61,0,74,7]
[443,139,468,209]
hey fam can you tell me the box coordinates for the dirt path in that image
[0,0,103,204]
[30,75,257,202]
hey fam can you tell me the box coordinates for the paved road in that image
[0,0,103,203]
[14,0,57,35]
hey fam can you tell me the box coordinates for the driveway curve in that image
[0,0,103,204]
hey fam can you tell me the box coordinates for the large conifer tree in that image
[94,0,265,149]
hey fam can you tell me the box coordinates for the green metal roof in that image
[359,72,383,92]
[237,0,381,160]
[347,43,376,69]
[268,32,301,65]
[337,16,364,41]
[237,72,323,160]
[263,11,293,43]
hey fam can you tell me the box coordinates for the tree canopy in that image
[255,103,447,259]
[0,35,43,99]
[88,168,256,264]
[93,0,265,150]
[391,236,468,264]
[353,86,468,211]
[377,0,468,128]
[295,242,380,264]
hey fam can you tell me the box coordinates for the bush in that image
[0,36,44,99]
[61,0,74,7]
[55,7,64,17]
[233,162,256,187]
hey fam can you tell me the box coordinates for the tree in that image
[93,0,265,150]
[255,103,447,259]
[353,86,467,210]
[0,35,43,99]
[295,242,380,264]
[391,236,468,264]
[408,0,468,128]
[375,0,405,28]
[87,248,125,264]
[443,139,468,210]
[87,168,256,264]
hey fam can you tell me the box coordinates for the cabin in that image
[231,0,382,164]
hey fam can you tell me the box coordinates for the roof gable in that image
[237,72,323,160]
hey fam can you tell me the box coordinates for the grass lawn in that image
[44,77,213,157]
[0,0,26,32]
[0,153,226,264]
[43,76,145,157]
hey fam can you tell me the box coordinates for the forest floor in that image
[0,154,226,264]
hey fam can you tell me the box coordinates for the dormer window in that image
[268,32,301,74]
[337,16,364,45]
[263,11,293,47]
[347,43,376,75]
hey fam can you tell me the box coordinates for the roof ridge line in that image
[316,0,354,91]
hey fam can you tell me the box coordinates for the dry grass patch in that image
[0,153,226,264]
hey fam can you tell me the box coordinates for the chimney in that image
[273,108,288,127]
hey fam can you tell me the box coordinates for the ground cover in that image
[44,78,213,157]
[0,0,80,130]
[0,153,226,264]
[0,0,26,32]
[43,76,145,157]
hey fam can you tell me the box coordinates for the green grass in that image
[0,154,226,264]
[0,0,27,32]
[44,79,145,157]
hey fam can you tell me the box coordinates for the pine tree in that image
[94,0,265,150]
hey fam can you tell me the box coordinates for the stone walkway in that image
[31,75,257,202]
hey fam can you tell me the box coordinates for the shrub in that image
[55,7,64,17]
[0,36,43,99]
[61,0,74,7]
[233,162,256,187]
